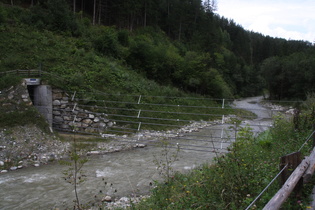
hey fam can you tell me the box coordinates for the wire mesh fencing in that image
[40,91,293,153]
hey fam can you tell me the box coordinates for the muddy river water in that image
[0,96,274,209]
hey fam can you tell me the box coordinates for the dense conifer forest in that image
[1,0,315,100]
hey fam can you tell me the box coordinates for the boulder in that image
[119,197,130,203]
[54,116,63,124]
[10,166,18,171]
[53,100,61,106]
[87,151,101,155]
[82,119,93,125]
[60,100,68,104]
[107,122,114,127]
[81,123,89,128]
[135,144,146,148]
[77,112,87,118]
[63,116,72,121]
[102,195,112,202]
[53,111,61,116]
[21,94,29,99]
[85,128,96,133]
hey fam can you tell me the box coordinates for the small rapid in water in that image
[0,96,274,209]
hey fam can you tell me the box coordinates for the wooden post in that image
[263,157,310,210]
[303,147,315,183]
[280,152,301,186]
[279,152,303,197]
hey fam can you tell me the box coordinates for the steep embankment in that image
[0,82,68,171]
[0,125,67,171]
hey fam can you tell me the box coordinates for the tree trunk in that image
[81,0,84,19]
[144,0,147,27]
[129,14,134,31]
[93,0,96,25]
[73,0,76,14]
[167,0,170,36]
[98,0,101,25]
[178,18,182,41]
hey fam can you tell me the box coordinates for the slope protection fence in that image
[3,68,310,208]
[47,91,278,153]
[2,68,278,154]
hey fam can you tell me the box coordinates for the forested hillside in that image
[1,0,315,99]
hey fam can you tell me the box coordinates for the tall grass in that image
[136,107,315,209]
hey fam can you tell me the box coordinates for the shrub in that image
[0,5,7,24]
[0,74,22,90]
[93,26,125,58]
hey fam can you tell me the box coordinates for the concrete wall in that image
[33,85,53,129]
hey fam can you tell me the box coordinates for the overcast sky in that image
[216,0,315,43]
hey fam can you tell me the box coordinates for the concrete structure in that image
[1,78,114,133]
[25,79,53,131]
[33,85,53,129]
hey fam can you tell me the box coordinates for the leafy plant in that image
[153,139,180,183]
[59,131,88,209]
[137,108,315,209]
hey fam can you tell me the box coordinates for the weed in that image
[59,131,88,209]
[136,110,314,209]
[153,139,180,183]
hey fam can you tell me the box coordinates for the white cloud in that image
[216,0,315,42]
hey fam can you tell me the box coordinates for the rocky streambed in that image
[0,96,292,209]
[0,125,69,172]
[0,117,227,172]
[0,116,232,209]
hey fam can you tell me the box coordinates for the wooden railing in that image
[0,69,42,77]
[263,147,315,209]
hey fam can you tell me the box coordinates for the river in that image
[0,96,275,209]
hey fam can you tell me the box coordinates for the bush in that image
[0,105,49,132]
[117,29,130,47]
[93,26,118,56]
[0,74,21,90]
[0,5,7,24]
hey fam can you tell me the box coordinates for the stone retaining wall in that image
[52,89,114,133]
[0,82,33,110]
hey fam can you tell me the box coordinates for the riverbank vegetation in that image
[135,96,315,209]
